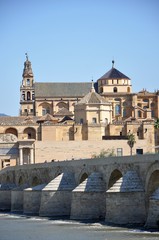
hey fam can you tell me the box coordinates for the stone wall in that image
[34,139,153,163]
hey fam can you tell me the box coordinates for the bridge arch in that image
[31,176,41,187]
[79,172,88,184]
[18,176,24,185]
[145,162,159,195]
[108,169,122,189]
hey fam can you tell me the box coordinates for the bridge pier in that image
[70,172,106,220]
[39,172,76,217]
[23,184,46,215]
[105,171,146,224]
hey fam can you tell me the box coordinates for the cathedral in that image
[0,55,158,169]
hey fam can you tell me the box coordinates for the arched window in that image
[127,87,130,93]
[22,91,25,100]
[113,87,117,93]
[100,87,103,93]
[115,104,121,115]
[27,91,31,100]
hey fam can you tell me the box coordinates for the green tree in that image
[154,118,159,130]
[127,133,136,156]
[92,148,116,158]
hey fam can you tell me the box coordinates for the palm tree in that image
[154,118,159,130]
[127,133,136,156]
[154,119,159,152]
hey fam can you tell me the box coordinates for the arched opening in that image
[5,128,18,137]
[80,173,88,183]
[18,176,24,185]
[27,91,31,100]
[39,102,51,116]
[22,91,25,100]
[147,170,159,197]
[115,104,121,115]
[57,102,68,111]
[6,176,11,183]
[100,86,103,93]
[127,87,130,93]
[108,169,122,189]
[32,176,40,187]
[23,127,36,139]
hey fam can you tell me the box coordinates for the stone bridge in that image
[1,154,159,229]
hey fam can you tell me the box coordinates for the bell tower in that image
[20,54,35,116]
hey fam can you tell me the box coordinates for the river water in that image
[0,213,159,240]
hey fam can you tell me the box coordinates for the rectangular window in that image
[27,79,30,86]
[136,149,143,155]
[117,148,123,156]
[92,117,97,123]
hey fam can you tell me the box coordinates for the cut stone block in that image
[70,172,106,220]
[106,170,146,224]
[39,172,76,217]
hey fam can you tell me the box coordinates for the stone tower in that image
[20,54,35,116]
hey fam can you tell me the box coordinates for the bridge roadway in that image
[0,154,159,228]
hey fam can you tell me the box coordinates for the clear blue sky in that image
[0,0,159,116]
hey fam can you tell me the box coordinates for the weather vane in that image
[25,53,28,61]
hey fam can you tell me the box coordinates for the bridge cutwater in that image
[0,154,159,229]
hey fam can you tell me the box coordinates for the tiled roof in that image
[0,116,39,126]
[37,114,58,123]
[54,107,73,117]
[35,82,92,98]
[77,88,111,105]
[98,67,130,80]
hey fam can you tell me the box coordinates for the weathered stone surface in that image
[70,172,106,220]
[23,184,46,215]
[0,183,16,211]
[106,192,146,224]
[145,188,159,228]
[11,184,29,212]
[106,171,146,224]
[107,170,144,192]
[39,173,76,217]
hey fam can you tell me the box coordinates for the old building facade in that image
[0,55,158,169]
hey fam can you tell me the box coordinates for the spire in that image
[90,79,95,92]
[112,59,115,68]
[22,53,33,77]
